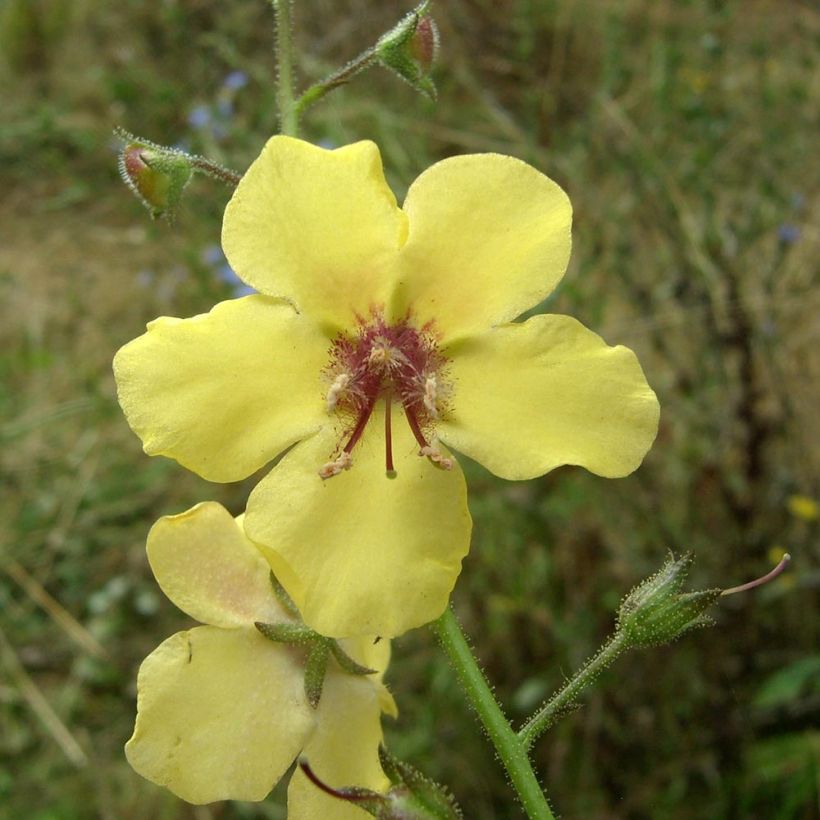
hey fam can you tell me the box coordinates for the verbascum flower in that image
[114,137,660,638]
[126,501,396,814]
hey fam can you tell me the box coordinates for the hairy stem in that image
[518,632,627,750]
[273,0,298,136]
[295,47,378,117]
[431,607,555,820]
[189,156,242,186]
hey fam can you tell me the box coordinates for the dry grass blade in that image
[3,560,107,659]
[0,623,87,768]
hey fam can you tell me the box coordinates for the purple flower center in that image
[321,314,451,478]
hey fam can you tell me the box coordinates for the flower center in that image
[319,314,452,479]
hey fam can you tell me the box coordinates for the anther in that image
[318,452,353,479]
[419,443,453,471]
[368,345,391,368]
[326,373,351,413]
[423,375,439,419]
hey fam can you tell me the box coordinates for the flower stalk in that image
[431,607,555,820]
[295,47,379,117]
[188,155,242,187]
[518,632,628,750]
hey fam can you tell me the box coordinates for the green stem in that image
[294,47,378,117]
[518,631,628,750]
[432,608,555,820]
[189,156,242,186]
[273,0,298,136]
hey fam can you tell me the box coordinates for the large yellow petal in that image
[439,314,660,480]
[147,502,283,628]
[222,137,407,334]
[389,153,572,344]
[244,406,472,639]
[125,626,314,804]
[113,295,328,482]
[287,671,388,820]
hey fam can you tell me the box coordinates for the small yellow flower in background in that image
[126,501,395,812]
[114,137,660,639]
[786,494,818,522]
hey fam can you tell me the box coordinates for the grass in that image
[1,0,818,817]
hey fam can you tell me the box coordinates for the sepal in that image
[617,553,721,648]
[116,129,193,221]
[375,2,439,100]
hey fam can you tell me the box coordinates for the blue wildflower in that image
[223,70,249,91]
[188,105,211,130]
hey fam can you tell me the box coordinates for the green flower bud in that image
[378,746,463,819]
[117,133,193,221]
[375,2,439,100]
[617,554,721,648]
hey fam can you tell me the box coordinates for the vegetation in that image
[1,0,817,817]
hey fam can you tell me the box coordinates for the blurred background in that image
[1,0,818,817]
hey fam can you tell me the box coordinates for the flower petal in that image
[338,637,398,718]
[222,137,407,334]
[146,502,283,628]
[287,671,388,820]
[245,406,472,639]
[439,314,660,480]
[390,153,572,343]
[113,295,328,482]
[125,626,314,804]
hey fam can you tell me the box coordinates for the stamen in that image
[319,451,352,479]
[423,375,439,419]
[326,373,351,413]
[343,399,376,455]
[384,394,395,475]
[403,402,430,449]
[368,345,391,368]
[323,315,450,477]
[404,404,453,470]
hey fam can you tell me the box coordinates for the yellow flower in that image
[786,494,818,522]
[114,137,660,638]
[126,501,396,813]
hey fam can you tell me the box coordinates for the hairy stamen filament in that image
[318,400,376,480]
[344,398,376,456]
[403,401,430,450]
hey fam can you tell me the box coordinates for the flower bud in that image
[117,135,193,221]
[617,554,721,648]
[378,746,463,819]
[409,15,439,75]
[375,2,439,100]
